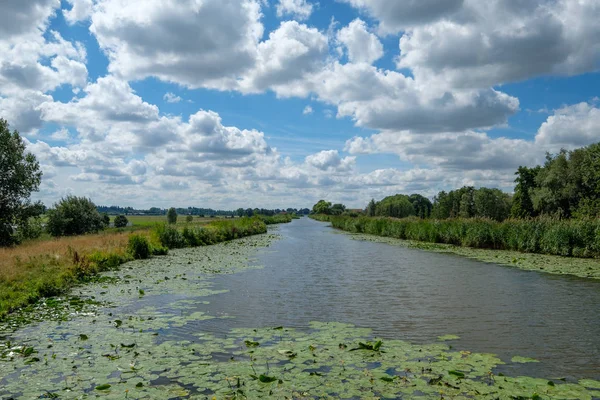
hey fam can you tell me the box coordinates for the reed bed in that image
[318,215,600,258]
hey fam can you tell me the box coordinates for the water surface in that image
[204,217,600,380]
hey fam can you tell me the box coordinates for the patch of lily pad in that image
[1,321,599,399]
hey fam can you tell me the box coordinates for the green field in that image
[109,215,234,227]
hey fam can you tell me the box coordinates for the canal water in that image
[205,217,600,380]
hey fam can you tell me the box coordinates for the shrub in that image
[114,215,129,228]
[154,224,186,249]
[128,234,151,259]
[167,207,178,224]
[46,196,105,237]
[186,215,193,223]
[101,213,110,228]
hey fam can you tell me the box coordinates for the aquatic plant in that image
[322,215,600,259]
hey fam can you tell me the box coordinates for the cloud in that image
[163,92,182,103]
[336,19,383,64]
[90,0,263,89]
[238,21,329,96]
[339,0,464,33]
[0,0,60,39]
[311,62,519,132]
[303,105,313,115]
[305,150,355,171]
[63,0,93,24]
[0,91,53,134]
[50,127,70,141]
[276,0,315,21]
[535,102,600,148]
[397,0,600,88]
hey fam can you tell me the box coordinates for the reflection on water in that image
[201,217,600,380]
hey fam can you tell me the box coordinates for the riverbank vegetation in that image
[0,217,269,319]
[311,142,600,262]
[319,216,600,258]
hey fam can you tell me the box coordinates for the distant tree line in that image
[313,140,600,222]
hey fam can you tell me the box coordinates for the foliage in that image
[101,213,110,228]
[330,203,346,215]
[408,194,433,218]
[127,234,151,259]
[328,215,600,258]
[46,196,106,237]
[154,217,268,249]
[257,214,294,224]
[0,119,43,246]
[186,215,193,223]
[113,215,129,228]
[433,186,511,221]
[374,194,415,219]
[312,200,332,215]
[511,166,540,218]
[167,207,178,224]
[366,199,376,217]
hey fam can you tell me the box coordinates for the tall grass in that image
[0,217,269,319]
[322,215,600,258]
[256,214,295,225]
[154,217,267,249]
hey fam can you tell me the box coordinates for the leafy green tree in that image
[114,215,129,228]
[366,199,376,217]
[330,203,346,215]
[186,215,193,223]
[408,194,433,219]
[236,208,245,217]
[374,195,415,218]
[101,213,110,228]
[312,200,332,215]
[474,188,511,221]
[167,207,178,224]
[0,119,43,246]
[46,196,105,236]
[511,166,540,218]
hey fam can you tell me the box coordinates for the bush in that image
[167,207,178,224]
[46,196,105,237]
[154,224,186,249]
[186,215,193,223]
[114,215,129,228]
[128,234,151,259]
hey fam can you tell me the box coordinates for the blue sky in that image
[1,0,599,209]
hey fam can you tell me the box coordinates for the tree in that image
[511,166,539,218]
[0,119,43,246]
[46,196,105,237]
[474,188,511,221]
[330,203,346,215]
[374,195,415,218]
[101,213,110,228]
[186,215,193,223]
[408,194,433,219]
[312,200,332,215]
[236,208,244,217]
[167,207,178,224]
[366,199,376,217]
[114,215,129,228]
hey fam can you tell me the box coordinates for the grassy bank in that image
[311,215,600,278]
[0,217,267,319]
[257,213,299,225]
[316,215,600,258]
